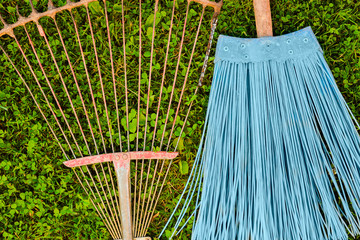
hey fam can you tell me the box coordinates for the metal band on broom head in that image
[0,0,222,239]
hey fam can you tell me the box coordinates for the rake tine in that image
[73,168,119,239]
[158,1,191,150]
[13,34,77,159]
[102,1,125,234]
[138,1,191,235]
[69,9,123,236]
[36,23,92,156]
[67,11,100,155]
[23,25,83,157]
[91,164,123,237]
[198,16,219,87]
[0,45,68,160]
[136,0,161,235]
[28,0,37,14]
[52,16,99,156]
[85,6,114,153]
[0,14,6,26]
[142,0,159,150]
[150,0,177,151]
[83,163,122,238]
[133,0,143,234]
[16,5,24,19]
[166,7,205,150]
[103,0,122,153]
[52,16,123,235]
[120,0,130,152]
[141,8,206,235]
[48,0,56,10]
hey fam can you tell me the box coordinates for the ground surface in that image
[0,0,360,239]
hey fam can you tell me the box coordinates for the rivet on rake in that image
[286,39,291,44]
[240,43,246,49]
[303,38,309,43]
[244,55,249,59]
[288,50,294,54]
[224,46,229,51]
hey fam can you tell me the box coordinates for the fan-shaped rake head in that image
[0,0,222,238]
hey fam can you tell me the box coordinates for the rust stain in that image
[0,0,97,38]
[63,151,179,168]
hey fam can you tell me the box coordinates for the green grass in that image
[1,0,360,239]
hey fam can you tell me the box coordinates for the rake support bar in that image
[63,151,178,240]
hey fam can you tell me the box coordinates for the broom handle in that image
[253,0,273,37]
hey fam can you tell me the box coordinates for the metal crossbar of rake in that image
[0,0,222,239]
[64,151,179,240]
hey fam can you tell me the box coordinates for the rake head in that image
[0,0,222,238]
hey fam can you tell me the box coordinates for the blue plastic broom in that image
[162,0,360,239]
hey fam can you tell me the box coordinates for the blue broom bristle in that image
[161,27,360,240]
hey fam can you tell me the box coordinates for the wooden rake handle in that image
[253,0,273,37]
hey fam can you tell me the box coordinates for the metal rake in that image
[0,0,222,239]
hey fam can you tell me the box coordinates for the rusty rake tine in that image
[102,2,124,232]
[103,0,122,153]
[90,164,122,237]
[137,2,190,233]
[99,162,123,237]
[78,161,121,237]
[52,16,99,155]
[134,0,144,235]
[135,158,145,237]
[136,0,175,235]
[13,35,77,159]
[0,45,68,160]
[76,7,121,231]
[144,12,215,232]
[85,6,114,153]
[54,15,121,235]
[23,25,83,158]
[150,0,177,150]
[138,158,162,236]
[83,164,120,235]
[197,16,219,87]
[142,8,205,235]
[134,158,139,235]
[136,0,143,152]
[158,1,190,150]
[73,168,119,239]
[105,160,123,235]
[143,102,195,236]
[68,10,122,235]
[171,15,220,151]
[142,102,196,234]
[136,0,160,235]
[121,0,130,152]
[166,8,205,150]
[37,23,92,156]
[67,12,100,155]
[142,0,159,151]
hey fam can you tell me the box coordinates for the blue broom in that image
[161,0,360,239]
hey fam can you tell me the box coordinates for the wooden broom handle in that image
[253,0,273,37]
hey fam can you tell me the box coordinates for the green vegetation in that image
[0,0,360,239]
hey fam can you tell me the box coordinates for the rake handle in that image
[253,0,273,37]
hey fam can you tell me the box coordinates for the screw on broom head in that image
[0,0,222,239]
